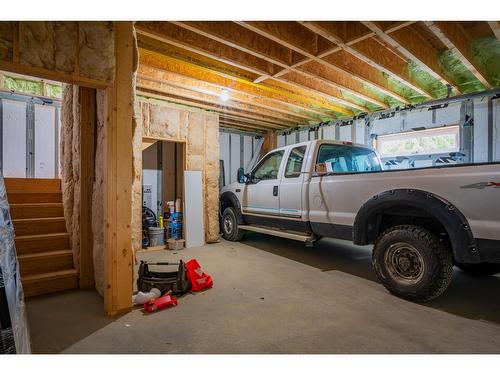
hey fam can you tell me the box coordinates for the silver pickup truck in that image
[219,140,500,302]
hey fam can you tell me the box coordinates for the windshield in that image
[316,143,382,173]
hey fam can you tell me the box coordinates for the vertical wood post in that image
[79,86,96,288]
[104,22,134,315]
[261,130,277,156]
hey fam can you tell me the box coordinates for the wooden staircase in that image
[5,178,78,297]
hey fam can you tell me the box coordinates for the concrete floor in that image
[26,233,500,353]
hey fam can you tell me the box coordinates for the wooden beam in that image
[300,22,433,98]
[362,21,461,93]
[0,60,112,89]
[79,86,96,289]
[239,21,410,104]
[137,76,306,124]
[173,21,387,109]
[135,22,279,78]
[104,21,134,316]
[139,49,350,117]
[425,21,492,89]
[138,89,287,130]
[261,130,278,156]
[137,85,295,128]
[138,23,358,114]
[137,68,317,121]
[487,21,500,41]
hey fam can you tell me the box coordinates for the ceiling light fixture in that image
[220,89,231,102]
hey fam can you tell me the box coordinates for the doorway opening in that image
[141,139,185,250]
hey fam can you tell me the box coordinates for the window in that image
[285,146,306,178]
[252,150,284,181]
[316,144,382,174]
[377,126,460,158]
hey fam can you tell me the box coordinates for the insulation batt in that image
[60,84,81,271]
[79,22,115,81]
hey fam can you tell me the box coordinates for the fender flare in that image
[219,191,245,224]
[353,189,479,263]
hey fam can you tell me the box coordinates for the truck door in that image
[242,149,285,221]
[279,144,307,220]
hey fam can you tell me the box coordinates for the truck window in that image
[316,144,382,173]
[252,150,284,181]
[285,146,306,178]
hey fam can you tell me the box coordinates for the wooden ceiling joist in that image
[173,21,388,109]
[138,86,291,129]
[238,21,410,104]
[139,49,350,117]
[361,21,461,93]
[138,22,360,115]
[137,76,308,125]
[424,21,492,89]
[487,21,500,41]
[135,21,280,78]
[300,22,433,98]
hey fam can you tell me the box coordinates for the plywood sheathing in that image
[138,99,220,243]
[60,84,81,271]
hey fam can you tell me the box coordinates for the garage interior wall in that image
[219,129,263,186]
[136,98,220,245]
[277,92,500,168]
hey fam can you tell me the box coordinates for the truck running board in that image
[238,225,316,244]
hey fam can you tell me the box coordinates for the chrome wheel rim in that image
[384,242,425,285]
[223,215,234,234]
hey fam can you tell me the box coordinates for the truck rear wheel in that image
[372,225,453,302]
[455,262,500,276]
[221,207,244,242]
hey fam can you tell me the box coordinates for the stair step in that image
[18,250,74,275]
[15,232,70,254]
[4,178,61,192]
[9,203,64,219]
[12,217,67,236]
[7,191,62,204]
[22,269,79,298]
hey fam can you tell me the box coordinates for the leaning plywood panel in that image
[184,171,204,248]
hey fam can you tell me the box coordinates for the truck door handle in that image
[273,185,279,196]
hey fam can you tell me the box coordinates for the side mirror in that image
[237,167,245,183]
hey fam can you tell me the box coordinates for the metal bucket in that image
[148,227,165,247]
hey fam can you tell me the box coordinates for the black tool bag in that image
[137,260,191,296]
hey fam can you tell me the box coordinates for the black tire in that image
[221,207,244,241]
[372,225,453,302]
[455,262,500,276]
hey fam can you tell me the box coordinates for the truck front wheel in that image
[372,225,453,302]
[221,207,244,242]
[455,262,500,276]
